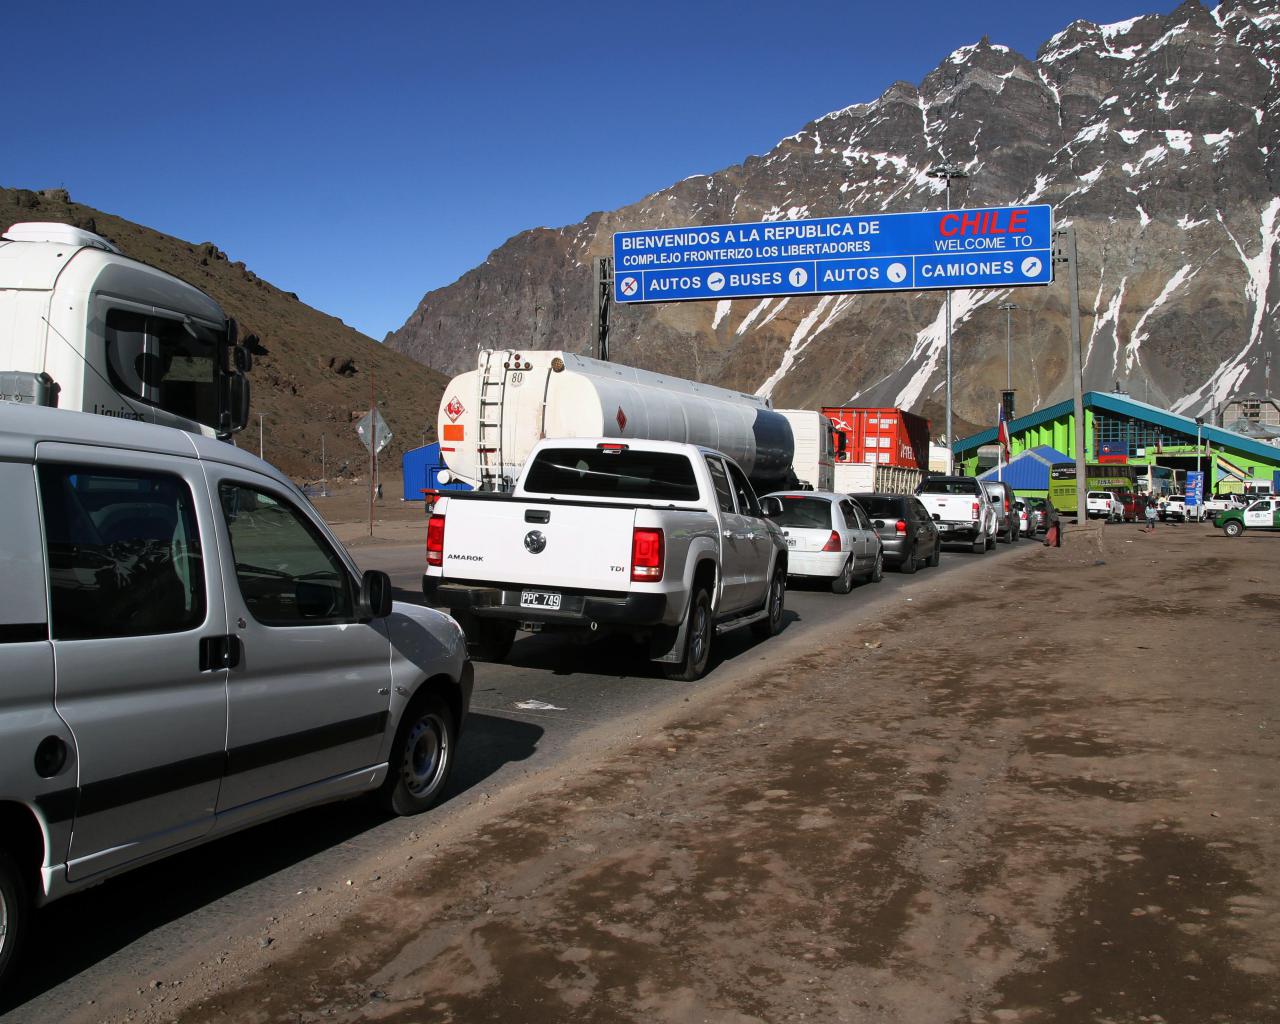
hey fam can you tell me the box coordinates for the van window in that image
[38,465,206,640]
[104,309,223,429]
[0,463,48,642]
[219,484,354,626]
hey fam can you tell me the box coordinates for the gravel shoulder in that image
[71,527,1280,1023]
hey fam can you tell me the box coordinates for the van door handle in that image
[199,635,242,671]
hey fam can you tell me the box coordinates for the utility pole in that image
[927,163,969,472]
[369,369,375,538]
[321,434,326,497]
[1195,415,1206,520]
[593,256,614,361]
[999,301,1018,391]
[1056,227,1088,523]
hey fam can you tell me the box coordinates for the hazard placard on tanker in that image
[612,205,1053,303]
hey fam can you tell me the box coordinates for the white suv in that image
[0,405,472,990]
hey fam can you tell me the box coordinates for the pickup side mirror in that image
[760,496,783,517]
[932,513,941,521]
[357,569,393,620]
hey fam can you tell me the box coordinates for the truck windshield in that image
[105,309,224,429]
[523,448,700,503]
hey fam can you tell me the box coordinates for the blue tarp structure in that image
[402,443,471,501]
[977,446,1071,492]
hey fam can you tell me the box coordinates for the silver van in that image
[0,405,472,989]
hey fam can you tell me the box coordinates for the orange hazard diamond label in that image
[445,396,465,423]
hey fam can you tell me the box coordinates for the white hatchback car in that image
[761,491,883,593]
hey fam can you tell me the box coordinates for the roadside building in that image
[975,446,1071,501]
[952,391,1280,497]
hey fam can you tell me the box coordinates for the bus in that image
[1,221,251,437]
[1049,462,1153,514]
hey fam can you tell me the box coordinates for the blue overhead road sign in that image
[613,205,1054,303]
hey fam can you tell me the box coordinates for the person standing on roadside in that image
[1144,497,1158,532]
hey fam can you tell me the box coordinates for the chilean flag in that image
[997,404,1011,460]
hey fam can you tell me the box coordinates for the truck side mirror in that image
[234,342,254,373]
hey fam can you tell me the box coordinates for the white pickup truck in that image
[915,476,997,553]
[422,439,789,680]
[1086,490,1125,521]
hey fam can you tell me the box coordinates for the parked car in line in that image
[424,439,788,681]
[981,480,1020,542]
[848,493,941,573]
[0,405,473,993]
[1025,496,1059,534]
[761,491,883,592]
[1014,499,1038,537]
[916,475,998,554]
[1215,496,1280,536]
[1086,490,1125,521]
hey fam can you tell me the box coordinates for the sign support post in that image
[1056,226,1088,523]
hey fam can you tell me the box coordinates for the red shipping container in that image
[822,407,931,471]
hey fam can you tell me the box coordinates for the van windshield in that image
[522,448,701,503]
[105,310,224,429]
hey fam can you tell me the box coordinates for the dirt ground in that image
[110,524,1280,1023]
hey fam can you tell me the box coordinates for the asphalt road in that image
[1,534,1030,1022]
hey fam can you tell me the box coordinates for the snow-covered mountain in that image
[387,0,1280,435]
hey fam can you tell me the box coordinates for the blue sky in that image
[7,0,1182,339]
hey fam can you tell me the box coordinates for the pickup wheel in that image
[0,846,30,994]
[380,692,456,815]
[831,556,856,594]
[1223,520,1244,538]
[972,535,986,555]
[665,588,712,681]
[465,618,516,662]
[753,567,786,637]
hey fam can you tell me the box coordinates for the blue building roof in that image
[954,391,1280,464]
[977,446,1071,491]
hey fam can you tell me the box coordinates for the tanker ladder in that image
[476,349,513,491]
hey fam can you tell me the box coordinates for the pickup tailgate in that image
[439,498,637,591]
[924,494,979,522]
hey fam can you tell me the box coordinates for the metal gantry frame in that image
[593,257,613,361]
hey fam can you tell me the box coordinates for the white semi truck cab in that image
[0,222,251,437]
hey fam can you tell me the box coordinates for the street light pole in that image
[999,301,1018,391]
[1195,415,1205,521]
[928,163,969,473]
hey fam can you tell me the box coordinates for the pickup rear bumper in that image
[933,521,983,540]
[423,577,670,627]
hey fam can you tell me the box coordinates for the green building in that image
[952,391,1280,502]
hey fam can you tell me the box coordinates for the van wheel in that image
[1224,520,1244,538]
[465,618,516,662]
[831,557,855,594]
[380,692,456,815]
[665,589,712,681]
[753,568,787,638]
[0,846,30,993]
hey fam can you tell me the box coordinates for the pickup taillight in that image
[631,527,664,582]
[821,530,841,552]
[971,502,980,520]
[426,513,445,567]
[895,519,907,534]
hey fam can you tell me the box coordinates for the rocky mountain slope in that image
[3,187,447,481]
[387,0,1280,438]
